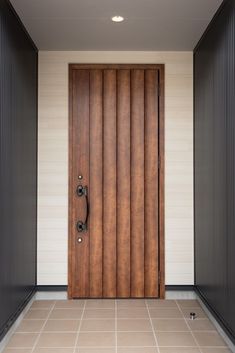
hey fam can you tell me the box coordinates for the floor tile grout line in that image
[14,329,219,334]
[176,300,204,353]
[30,300,56,353]
[29,305,204,311]
[19,317,210,321]
[5,344,230,349]
[73,299,86,353]
[6,299,231,352]
[145,299,160,353]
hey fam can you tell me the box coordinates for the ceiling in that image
[11,0,223,51]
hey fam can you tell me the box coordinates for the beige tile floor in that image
[3,299,232,353]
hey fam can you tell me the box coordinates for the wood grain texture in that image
[70,64,164,70]
[71,69,90,297]
[130,69,145,297]
[144,70,159,297]
[68,64,165,298]
[68,66,74,299]
[103,69,117,297]
[158,65,165,298]
[117,70,131,297]
[89,70,103,297]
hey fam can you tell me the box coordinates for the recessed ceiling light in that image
[111,15,124,23]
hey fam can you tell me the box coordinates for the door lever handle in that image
[76,185,89,233]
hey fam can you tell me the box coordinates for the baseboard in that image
[0,288,35,342]
[166,285,195,291]
[195,286,235,345]
[36,285,194,293]
[36,285,68,292]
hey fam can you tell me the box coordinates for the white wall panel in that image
[38,51,193,285]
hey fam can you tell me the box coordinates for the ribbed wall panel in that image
[0,0,37,339]
[194,0,235,341]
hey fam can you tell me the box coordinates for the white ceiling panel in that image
[10,0,223,50]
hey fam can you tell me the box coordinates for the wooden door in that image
[69,64,164,299]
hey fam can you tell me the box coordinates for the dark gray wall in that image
[0,0,37,339]
[194,0,235,341]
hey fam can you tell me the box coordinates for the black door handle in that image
[76,185,89,232]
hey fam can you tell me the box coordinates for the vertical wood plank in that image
[130,70,145,297]
[72,69,90,297]
[144,70,159,297]
[117,70,131,297]
[89,70,103,297]
[68,66,74,299]
[158,66,165,299]
[103,70,117,297]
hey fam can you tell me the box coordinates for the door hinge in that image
[158,158,161,169]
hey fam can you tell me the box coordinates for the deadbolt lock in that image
[76,185,87,197]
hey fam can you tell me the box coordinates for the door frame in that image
[68,64,165,298]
